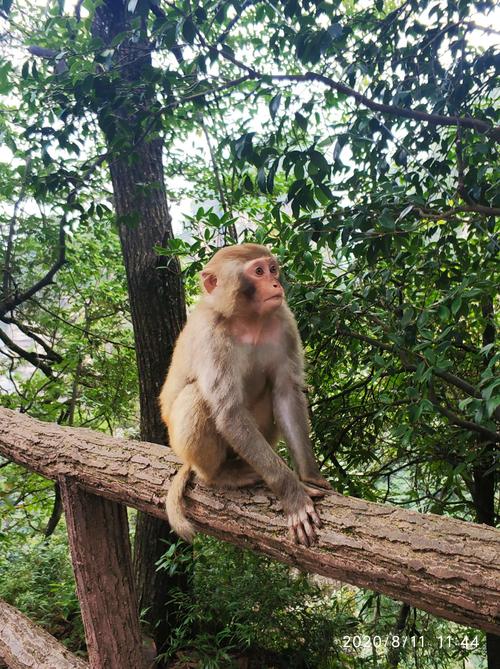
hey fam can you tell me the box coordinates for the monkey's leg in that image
[251,388,280,447]
[167,384,228,540]
[169,384,224,469]
[207,458,262,488]
[169,383,264,490]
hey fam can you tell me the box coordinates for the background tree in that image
[90,1,189,657]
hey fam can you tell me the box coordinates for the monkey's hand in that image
[285,489,322,547]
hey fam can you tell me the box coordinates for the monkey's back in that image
[159,300,220,423]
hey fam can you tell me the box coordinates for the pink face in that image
[242,256,284,315]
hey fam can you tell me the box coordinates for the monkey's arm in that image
[272,370,331,490]
[197,345,321,545]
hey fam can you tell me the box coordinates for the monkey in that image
[159,243,331,547]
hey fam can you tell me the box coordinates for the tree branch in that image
[217,50,498,138]
[214,0,259,46]
[29,297,135,351]
[418,203,500,218]
[0,326,54,378]
[0,407,499,634]
[44,483,63,539]
[339,328,500,436]
[0,599,88,669]
[27,46,68,73]
[167,74,253,109]
[0,151,109,318]
[1,316,62,362]
[428,386,500,444]
[198,115,229,215]
[0,218,66,318]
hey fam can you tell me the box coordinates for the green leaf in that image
[234,133,255,160]
[294,162,304,180]
[406,387,419,400]
[303,251,314,271]
[257,167,267,193]
[438,305,449,321]
[161,24,177,49]
[0,62,12,94]
[328,23,343,40]
[194,7,207,22]
[242,174,253,192]
[396,204,413,223]
[408,403,423,422]
[266,164,276,194]
[308,149,330,175]
[480,343,495,358]
[486,396,500,418]
[284,0,299,19]
[294,112,308,131]
[182,18,197,44]
[269,93,281,120]
[379,209,395,231]
[458,397,474,411]
[451,296,462,316]
[482,378,500,401]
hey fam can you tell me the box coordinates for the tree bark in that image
[1,407,499,635]
[0,598,88,669]
[59,478,147,669]
[90,1,188,658]
[107,131,188,660]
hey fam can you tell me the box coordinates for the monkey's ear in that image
[201,271,217,294]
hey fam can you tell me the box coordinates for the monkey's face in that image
[240,256,284,316]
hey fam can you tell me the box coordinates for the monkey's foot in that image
[286,493,322,547]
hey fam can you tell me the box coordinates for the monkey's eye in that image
[255,267,264,276]
[270,265,277,274]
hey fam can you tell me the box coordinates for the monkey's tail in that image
[166,463,196,542]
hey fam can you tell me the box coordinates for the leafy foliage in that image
[155,537,486,669]
[0,526,84,654]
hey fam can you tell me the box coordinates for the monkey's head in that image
[201,243,284,319]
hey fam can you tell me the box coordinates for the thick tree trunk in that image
[91,1,188,658]
[0,598,88,669]
[59,478,147,669]
[107,130,188,659]
[1,407,499,635]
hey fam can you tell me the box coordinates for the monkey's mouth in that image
[266,294,283,301]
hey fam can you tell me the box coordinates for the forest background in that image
[0,0,498,668]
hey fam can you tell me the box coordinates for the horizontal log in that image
[0,598,88,669]
[0,407,499,634]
